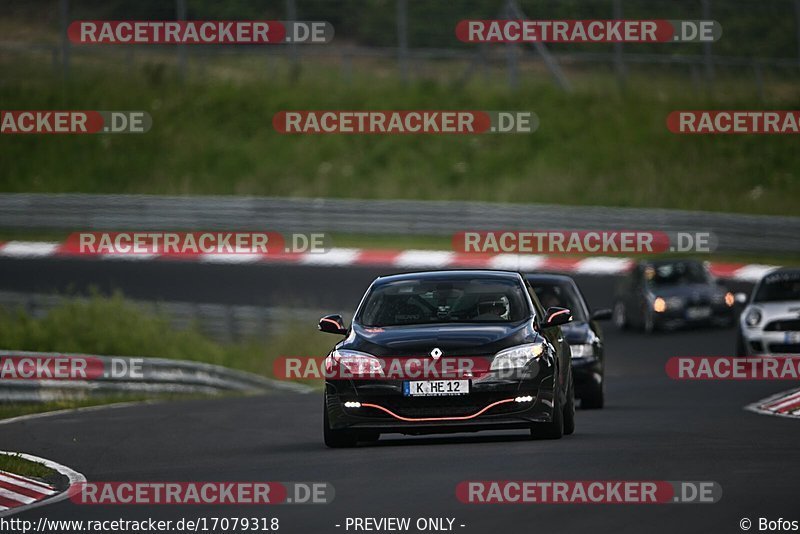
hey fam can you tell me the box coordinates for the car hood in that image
[560,321,592,344]
[746,301,800,319]
[346,321,537,357]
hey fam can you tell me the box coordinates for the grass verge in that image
[0,452,55,479]
[0,293,332,419]
[0,55,798,215]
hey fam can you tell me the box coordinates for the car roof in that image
[524,273,576,284]
[373,269,522,286]
[766,267,800,275]
[760,267,800,281]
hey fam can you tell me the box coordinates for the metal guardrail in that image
[0,349,311,403]
[0,193,798,254]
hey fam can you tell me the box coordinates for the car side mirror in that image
[735,292,748,305]
[542,307,572,328]
[591,308,613,321]
[318,314,348,335]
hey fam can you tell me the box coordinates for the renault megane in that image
[318,270,575,447]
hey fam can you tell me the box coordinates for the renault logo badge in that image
[430,347,442,360]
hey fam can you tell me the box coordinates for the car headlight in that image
[569,343,595,359]
[745,308,762,327]
[329,349,384,376]
[724,292,735,307]
[490,343,544,371]
[653,297,666,313]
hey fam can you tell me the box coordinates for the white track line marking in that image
[0,240,782,281]
[0,241,60,258]
[574,257,633,274]
[393,250,455,268]
[299,248,360,266]
[489,254,547,271]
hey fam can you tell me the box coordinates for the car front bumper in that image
[740,328,800,355]
[653,304,735,329]
[325,374,555,435]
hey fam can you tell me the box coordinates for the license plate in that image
[686,306,712,319]
[403,380,469,397]
[785,332,800,344]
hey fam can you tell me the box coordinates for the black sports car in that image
[613,259,736,333]
[526,274,611,409]
[318,270,575,447]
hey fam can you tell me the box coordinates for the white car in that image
[737,268,800,356]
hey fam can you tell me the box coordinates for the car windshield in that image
[645,262,709,286]
[357,277,530,327]
[754,272,800,302]
[529,282,587,321]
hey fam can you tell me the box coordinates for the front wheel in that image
[642,308,655,334]
[613,301,628,330]
[323,399,358,448]
[581,380,605,410]
[735,331,748,357]
[531,379,567,440]
[563,373,576,435]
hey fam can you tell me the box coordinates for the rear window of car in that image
[357,277,530,327]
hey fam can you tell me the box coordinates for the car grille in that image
[361,394,523,419]
[764,319,800,332]
[767,343,800,354]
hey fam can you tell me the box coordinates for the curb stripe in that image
[0,241,779,282]
[0,474,54,494]
[0,452,86,518]
[0,470,55,490]
[0,471,57,511]
[746,388,800,420]
[0,482,55,500]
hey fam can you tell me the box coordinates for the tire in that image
[531,380,564,440]
[613,301,628,330]
[642,308,655,334]
[323,399,358,448]
[581,381,605,410]
[563,373,576,435]
[735,331,747,357]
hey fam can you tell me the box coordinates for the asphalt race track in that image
[1,257,798,534]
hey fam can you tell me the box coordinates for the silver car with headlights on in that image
[737,268,800,356]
